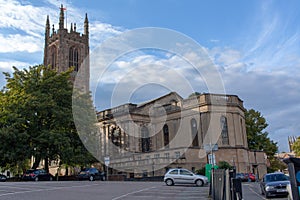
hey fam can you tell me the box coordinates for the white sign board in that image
[208,153,216,165]
[104,156,110,166]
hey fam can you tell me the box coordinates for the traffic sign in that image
[104,156,110,166]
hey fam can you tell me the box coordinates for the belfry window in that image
[191,118,199,147]
[69,47,79,71]
[221,116,229,145]
[141,126,150,152]
[163,124,169,148]
[50,46,57,69]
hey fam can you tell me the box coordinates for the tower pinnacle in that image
[84,13,89,36]
[59,4,65,29]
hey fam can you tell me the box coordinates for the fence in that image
[211,169,243,200]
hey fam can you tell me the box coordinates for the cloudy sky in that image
[1,0,300,152]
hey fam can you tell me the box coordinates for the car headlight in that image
[265,186,275,191]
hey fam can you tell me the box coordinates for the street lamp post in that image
[152,159,155,177]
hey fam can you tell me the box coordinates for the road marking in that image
[0,183,102,197]
[247,183,266,200]
[111,186,157,200]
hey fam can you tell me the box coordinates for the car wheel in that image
[265,192,270,199]
[165,179,174,186]
[195,179,204,187]
[89,176,94,181]
[34,177,39,181]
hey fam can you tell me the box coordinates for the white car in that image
[164,168,208,186]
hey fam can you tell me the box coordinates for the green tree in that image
[292,137,300,156]
[0,65,97,172]
[218,161,233,170]
[245,109,278,159]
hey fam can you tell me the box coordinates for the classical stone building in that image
[97,92,267,179]
[43,4,90,92]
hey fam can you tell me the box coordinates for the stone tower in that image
[43,4,89,92]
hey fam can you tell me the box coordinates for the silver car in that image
[164,168,208,186]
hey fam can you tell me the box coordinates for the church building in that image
[97,92,268,179]
[43,4,90,92]
[42,6,267,179]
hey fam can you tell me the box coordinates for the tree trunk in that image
[32,156,41,169]
[45,156,49,173]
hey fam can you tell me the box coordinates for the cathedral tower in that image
[43,4,90,92]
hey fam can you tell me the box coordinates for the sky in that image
[1,0,300,152]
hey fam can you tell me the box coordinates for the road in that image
[0,181,209,200]
[242,182,288,200]
[0,181,288,200]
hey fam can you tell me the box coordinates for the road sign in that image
[208,153,216,165]
[104,156,110,166]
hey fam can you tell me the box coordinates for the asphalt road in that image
[242,182,288,200]
[0,181,209,200]
[0,181,288,200]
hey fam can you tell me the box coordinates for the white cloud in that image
[0,34,42,53]
[0,60,34,71]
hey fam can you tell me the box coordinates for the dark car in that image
[0,174,7,182]
[77,168,105,181]
[22,169,54,181]
[260,172,290,198]
[236,173,248,182]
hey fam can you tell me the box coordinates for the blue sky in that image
[1,0,300,152]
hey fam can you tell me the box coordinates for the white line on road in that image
[246,183,266,200]
[0,183,102,197]
[111,186,157,200]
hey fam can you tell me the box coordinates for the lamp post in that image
[152,159,155,177]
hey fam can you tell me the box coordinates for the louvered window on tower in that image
[69,47,79,71]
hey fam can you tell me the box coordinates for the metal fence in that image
[211,169,243,200]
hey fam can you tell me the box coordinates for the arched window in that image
[69,47,79,71]
[163,124,169,148]
[221,116,229,145]
[191,118,199,147]
[50,46,57,69]
[141,126,150,152]
[111,127,120,146]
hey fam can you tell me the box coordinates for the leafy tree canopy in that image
[292,137,300,156]
[245,109,278,158]
[0,65,97,173]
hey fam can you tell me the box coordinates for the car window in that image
[265,174,289,182]
[168,169,178,175]
[180,169,193,176]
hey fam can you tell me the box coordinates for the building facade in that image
[97,92,267,179]
[43,4,90,92]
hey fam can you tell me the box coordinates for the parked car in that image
[22,169,54,181]
[246,173,256,182]
[236,173,248,182]
[77,168,106,181]
[164,168,208,187]
[260,172,290,198]
[0,174,7,182]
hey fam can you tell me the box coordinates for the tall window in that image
[163,124,169,148]
[50,46,57,69]
[191,119,199,147]
[141,126,150,152]
[69,47,79,71]
[221,116,229,145]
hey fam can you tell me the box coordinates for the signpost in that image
[104,156,110,181]
[204,143,218,199]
